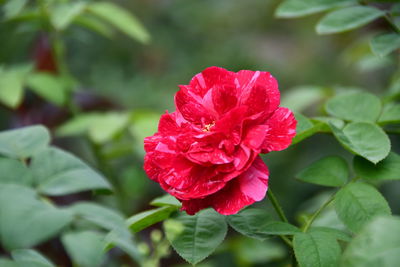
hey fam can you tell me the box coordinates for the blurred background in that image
[0,0,399,266]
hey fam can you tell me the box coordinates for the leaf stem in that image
[267,188,289,223]
[302,195,335,233]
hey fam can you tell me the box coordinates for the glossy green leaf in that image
[341,216,400,267]
[330,122,390,164]
[297,156,349,187]
[50,1,87,30]
[31,147,111,196]
[26,73,67,106]
[370,33,400,57]
[127,206,176,233]
[0,125,50,159]
[294,231,341,267]
[87,2,150,43]
[11,249,54,267]
[0,184,72,249]
[150,194,182,208]
[378,103,400,124]
[228,208,273,240]
[325,91,382,122]
[334,183,391,232]
[164,209,227,265]
[316,6,385,34]
[0,158,31,186]
[275,0,356,18]
[354,152,400,181]
[62,231,106,267]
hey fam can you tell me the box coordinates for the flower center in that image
[202,122,215,132]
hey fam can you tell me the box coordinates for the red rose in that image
[144,67,296,215]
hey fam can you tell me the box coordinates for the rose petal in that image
[261,107,297,153]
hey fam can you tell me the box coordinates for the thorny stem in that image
[267,189,293,247]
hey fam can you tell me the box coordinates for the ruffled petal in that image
[261,107,297,153]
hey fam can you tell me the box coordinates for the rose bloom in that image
[144,67,296,215]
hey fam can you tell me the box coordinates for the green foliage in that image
[296,156,349,187]
[164,209,227,265]
[378,103,400,124]
[330,122,390,164]
[370,33,400,57]
[275,0,356,18]
[0,64,31,108]
[294,230,341,267]
[127,206,178,233]
[353,152,400,181]
[334,183,391,232]
[11,249,54,267]
[341,216,400,267]
[316,6,385,34]
[26,73,68,106]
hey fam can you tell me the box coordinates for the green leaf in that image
[353,152,400,181]
[73,14,114,38]
[26,73,67,106]
[68,202,126,231]
[0,125,50,159]
[334,183,391,232]
[61,231,106,267]
[378,103,400,124]
[31,147,112,196]
[11,249,54,267]
[2,0,28,19]
[293,231,341,267]
[150,194,182,208]
[316,6,385,34]
[330,122,390,164]
[0,64,32,108]
[325,91,382,122]
[105,230,141,263]
[297,156,349,187]
[50,1,87,30]
[275,0,356,18]
[0,158,31,186]
[0,258,18,267]
[227,208,273,240]
[370,33,400,57]
[129,111,160,156]
[292,113,321,145]
[257,221,301,235]
[87,2,150,43]
[127,206,176,233]
[164,209,227,265]
[308,227,351,242]
[0,184,72,249]
[311,117,344,132]
[341,216,400,267]
[281,86,329,112]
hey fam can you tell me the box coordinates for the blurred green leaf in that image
[378,102,400,124]
[0,158,31,186]
[0,125,50,159]
[11,249,54,267]
[0,184,72,250]
[0,64,32,108]
[325,91,382,122]
[281,86,329,112]
[275,0,356,18]
[293,230,341,267]
[73,14,114,38]
[31,147,112,196]
[0,258,18,267]
[334,183,391,232]
[370,33,400,57]
[61,231,106,267]
[354,152,400,181]
[164,209,227,265]
[150,194,182,208]
[50,1,87,30]
[127,206,177,233]
[87,2,150,43]
[105,230,142,263]
[341,216,400,267]
[2,0,28,19]
[228,208,273,240]
[26,73,68,106]
[129,111,160,155]
[297,156,349,187]
[233,238,286,264]
[330,122,390,164]
[316,6,385,34]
